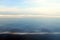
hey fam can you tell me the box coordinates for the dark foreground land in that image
[0,34,60,40]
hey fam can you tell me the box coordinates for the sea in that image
[0,17,60,40]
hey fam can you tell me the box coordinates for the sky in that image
[0,0,60,16]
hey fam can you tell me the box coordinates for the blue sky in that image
[0,0,60,16]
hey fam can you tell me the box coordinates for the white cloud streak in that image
[0,15,60,18]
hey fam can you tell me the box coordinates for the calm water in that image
[0,18,60,40]
[0,18,60,32]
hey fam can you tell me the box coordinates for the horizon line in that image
[0,15,60,18]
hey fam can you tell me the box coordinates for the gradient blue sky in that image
[0,0,60,15]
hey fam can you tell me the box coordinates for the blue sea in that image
[0,18,60,32]
[0,18,60,40]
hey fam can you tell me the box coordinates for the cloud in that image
[0,7,19,12]
[0,15,60,18]
[0,0,60,16]
[0,7,59,16]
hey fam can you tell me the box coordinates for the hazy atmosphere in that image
[0,0,60,16]
[0,0,60,33]
[0,0,60,40]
